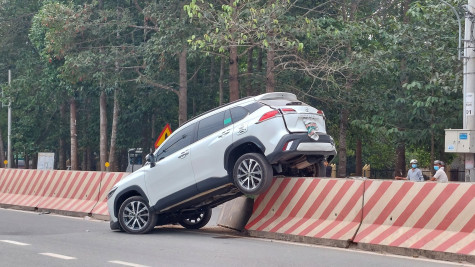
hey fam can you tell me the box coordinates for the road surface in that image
[0,208,468,267]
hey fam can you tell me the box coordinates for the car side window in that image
[155,124,195,160]
[230,106,249,123]
[197,111,226,141]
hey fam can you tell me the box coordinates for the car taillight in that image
[317,110,324,115]
[258,110,280,123]
[281,108,296,113]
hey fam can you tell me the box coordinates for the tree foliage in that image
[0,0,464,174]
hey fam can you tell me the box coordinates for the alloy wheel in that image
[122,200,150,231]
[236,158,263,191]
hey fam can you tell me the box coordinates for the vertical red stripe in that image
[269,179,321,232]
[75,173,103,212]
[298,180,353,236]
[410,185,474,249]
[389,184,459,247]
[15,171,43,206]
[283,180,337,234]
[56,172,86,210]
[11,170,27,194]
[368,183,437,244]
[457,240,475,255]
[41,171,73,207]
[246,178,291,229]
[253,178,278,213]
[354,182,413,242]
[1,169,19,193]
[256,179,305,231]
[6,170,33,204]
[317,182,365,238]
[330,182,366,239]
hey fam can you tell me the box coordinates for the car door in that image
[190,110,234,192]
[143,123,198,212]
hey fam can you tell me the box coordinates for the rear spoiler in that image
[254,92,297,101]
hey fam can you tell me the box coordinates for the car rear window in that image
[230,106,248,123]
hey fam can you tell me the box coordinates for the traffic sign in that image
[105,162,110,168]
[3,160,7,165]
[155,123,172,149]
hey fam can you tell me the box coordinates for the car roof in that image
[180,92,297,128]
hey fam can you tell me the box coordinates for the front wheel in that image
[118,196,157,234]
[178,208,212,229]
[233,153,273,195]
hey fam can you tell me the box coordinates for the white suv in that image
[107,92,336,234]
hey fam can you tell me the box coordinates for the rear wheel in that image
[178,208,212,229]
[118,196,157,234]
[233,153,273,195]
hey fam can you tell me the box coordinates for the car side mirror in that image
[146,153,155,168]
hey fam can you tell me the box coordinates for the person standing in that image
[430,160,448,183]
[395,159,424,182]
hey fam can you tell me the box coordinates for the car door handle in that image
[218,129,231,138]
[178,150,189,159]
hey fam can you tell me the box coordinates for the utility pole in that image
[464,1,475,182]
[7,70,12,168]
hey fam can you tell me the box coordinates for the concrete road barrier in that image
[0,169,52,209]
[0,169,128,219]
[91,172,129,220]
[246,178,365,247]
[217,196,254,231]
[37,170,103,216]
[353,180,475,260]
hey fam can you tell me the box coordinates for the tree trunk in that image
[229,45,239,101]
[32,154,38,169]
[24,153,29,169]
[355,139,362,176]
[266,47,275,93]
[70,98,78,170]
[0,126,4,168]
[108,89,119,171]
[219,57,224,105]
[178,47,188,126]
[337,109,349,178]
[395,142,406,177]
[100,91,107,171]
[58,103,66,170]
[246,47,253,96]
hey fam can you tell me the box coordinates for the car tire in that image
[233,153,273,195]
[118,196,157,234]
[178,208,212,229]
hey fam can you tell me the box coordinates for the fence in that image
[370,169,465,182]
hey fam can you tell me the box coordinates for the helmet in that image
[410,159,418,164]
[434,160,441,165]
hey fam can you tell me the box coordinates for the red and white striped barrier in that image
[0,169,52,208]
[353,180,475,256]
[37,171,103,215]
[91,172,129,219]
[246,178,365,244]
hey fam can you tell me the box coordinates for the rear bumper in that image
[266,133,337,164]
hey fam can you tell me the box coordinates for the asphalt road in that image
[0,208,469,267]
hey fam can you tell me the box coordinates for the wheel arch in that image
[224,137,266,175]
[113,186,149,218]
